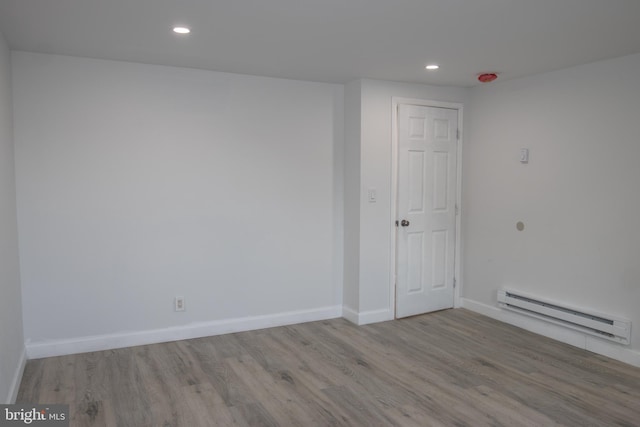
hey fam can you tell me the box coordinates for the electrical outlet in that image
[175,296,185,312]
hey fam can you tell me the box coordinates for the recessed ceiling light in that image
[173,27,191,34]
[425,64,439,70]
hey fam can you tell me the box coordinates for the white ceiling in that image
[1,0,640,87]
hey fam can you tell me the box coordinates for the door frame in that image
[390,97,464,318]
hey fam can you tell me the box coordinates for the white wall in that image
[0,31,25,403]
[464,53,640,355]
[343,80,361,314]
[10,46,640,367]
[12,52,343,354]
[344,79,468,323]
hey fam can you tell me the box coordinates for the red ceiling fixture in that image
[477,73,498,83]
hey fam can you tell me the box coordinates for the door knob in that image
[401,219,410,227]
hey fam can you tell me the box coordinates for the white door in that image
[396,104,458,318]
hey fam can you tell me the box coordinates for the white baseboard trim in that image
[461,298,640,368]
[6,346,26,404]
[342,306,393,326]
[26,305,342,359]
[358,308,393,325]
[342,306,359,324]
[586,336,640,368]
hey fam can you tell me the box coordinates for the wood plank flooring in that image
[17,309,640,426]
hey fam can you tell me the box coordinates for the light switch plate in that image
[368,188,377,202]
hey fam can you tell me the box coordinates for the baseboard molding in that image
[461,298,640,368]
[342,306,359,324]
[342,306,393,326]
[586,336,640,368]
[6,346,26,404]
[26,305,342,359]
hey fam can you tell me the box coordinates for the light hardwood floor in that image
[17,309,640,426]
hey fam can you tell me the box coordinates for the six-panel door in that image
[396,104,458,318]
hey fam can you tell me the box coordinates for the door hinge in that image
[455,204,459,216]
[453,278,457,288]
[457,128,460,140]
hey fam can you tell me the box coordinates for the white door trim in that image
[390,97,464,318]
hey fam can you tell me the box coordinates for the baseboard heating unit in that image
[497,289,631,345]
